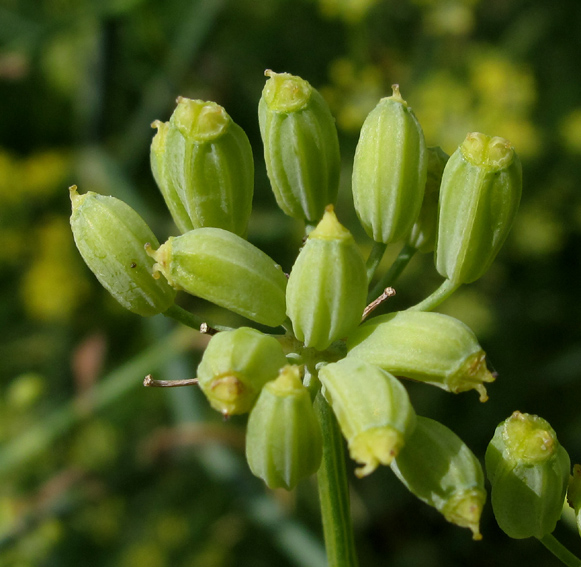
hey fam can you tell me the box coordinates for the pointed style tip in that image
[309,205,351,241]
[69,185,82,208]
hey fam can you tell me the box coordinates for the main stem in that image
[537,533,581,567]
[315,393,359,567]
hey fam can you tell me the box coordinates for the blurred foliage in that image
[1,0,581,565]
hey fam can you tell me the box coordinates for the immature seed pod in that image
[485,411,571,539]
[567,464,581,537]
[347,311,495,402]
[258,70,340,222]
[147,228,288,327]
[69,186,175,316]
[352,85,427,244]
[196,327,288,416]
[286,206,367,351]
[406,146,449,253]
[151,97,254,237]
[318,358,416,477]
[435,132,522,284]
[246,365,323,490]
[391,416,486,540]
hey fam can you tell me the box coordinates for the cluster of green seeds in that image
[70,70,579,543]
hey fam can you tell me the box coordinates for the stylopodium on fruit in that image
[196,327,288,416]
[146,227,287,327]
[391,416,487,540]
[259,70,340,222]
[485,411,571,539]
[435,132,522,284]
[286,206,367,351]
[318,358,416,477]
[246,365,323,490]
[347,310,495,401]
[352,85,427,244]
[151,97,254,236]
[69,186,176,316]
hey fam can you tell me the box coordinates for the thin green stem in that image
[315,393,359,567]
[365,242,388,285]
[537,533,581,567]
[163,304,233,333]
[368,243,417,302]
[408,278,460,312]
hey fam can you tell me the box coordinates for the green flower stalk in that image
[567,464,581,537]
[406,146,449,253]
[69,186,176,316]
[258,70,341,222]
[146,227,288,327]
[286,206,367,351]
[196,327,288,416]
[318,358,416,478]
[246,365,323,490]
[435,132,522,284]
[486,411,571,540]
[347,311,495,401]
[391,416,487,540]
[352,85,427,244]
[151,97,254,236]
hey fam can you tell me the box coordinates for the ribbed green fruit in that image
[352,85,427,244]
[392,416,487,540]
[406,146,448,253]
[286,206,367,351]
[486,411,571,539]
[147,228,287,327]
[246,365,323,490]
[347,310,495,402]
[151,97,254,237]
[435,132,522,284]
[69,186,175,316]
[196,327,288,416]
[318,358,416,477]
[259,70,340,222]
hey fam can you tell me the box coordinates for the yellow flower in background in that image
[0,148,70,205]
[21,217,89,322]
[315,0,380,22]
[413,49,539,158]
[22,150,70,198]
[560,108,581,154]
[321,59,385,133]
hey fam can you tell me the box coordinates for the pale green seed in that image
[259,70,340,222]
[196,327,288,416]
[435,132,522,284]
[486,411,571,539]
[392,416,486,540]
[319,358,416,477]
[286,206,367,350]
[347,310,495,401]
[147,227,287,327]
[70,186,175,317]
[352,85,427,244]
[246,365,323,490]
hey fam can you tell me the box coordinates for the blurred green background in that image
[1,0,581,565]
